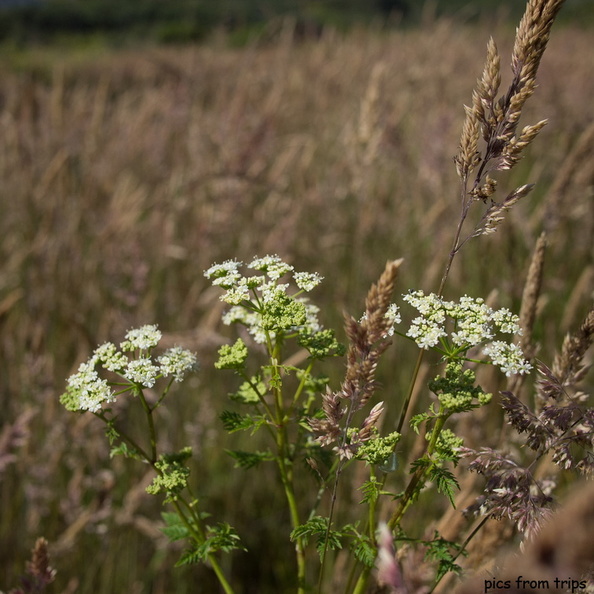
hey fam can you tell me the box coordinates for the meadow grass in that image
[0,10,593,593]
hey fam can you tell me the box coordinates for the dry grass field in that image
[0,15,593,593]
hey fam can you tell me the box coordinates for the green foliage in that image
[160,512,191,542]
[174,523,245,566]
[359,477,383,505]
[230,379,264,404]
[220,410,267,434]
[291,516,342,556]
[427,466,460,508]
[422,532,465,582]
[350,534,376,568]
[356,431,401,466]
[0,0,217,44]
[290,516,328,547]
[3,0,574,48]
[430,428,464,463]
[225,449,274,469]
[260,293,307,333]
[410,411,432,434]
[109,441,141,459]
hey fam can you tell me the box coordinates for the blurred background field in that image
[0,1,593,592]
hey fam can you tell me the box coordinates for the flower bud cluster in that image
[356,431,401,466]
[429,428,464,463]
[429,361,492,414]
[60,325,197,413]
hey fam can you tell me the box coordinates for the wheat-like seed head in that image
[456,0,566,192]
[518,232,547,357]
[309,260,403,456]
[456,481,594,594]
[551,308,594,383]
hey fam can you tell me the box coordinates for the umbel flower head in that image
[60,325,197,413]
[402,290,531,376]
[205,255,333,353]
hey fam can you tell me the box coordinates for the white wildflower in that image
[204,259,243,280]
[403,290,445,320]
[121,325,162,351]
[259,282,289,302]
[212,269,243,289]
[248,255,293,280]
[221,279,250,305]
[124,357,160,387]
[384,303,401,336]
[222,306,250,326]
[294,271,323,292]
[491,308,522,334]
[66,361,115,412]
[407,317,447,349]
[300,300,322,333]
[158,347,197,382]
[92,342,128,373]
[483,341,532,376]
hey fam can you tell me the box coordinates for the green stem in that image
[292,361,314,406]
[352,566,371,594]
[279,455,307,593]
[396,349,426,434]
[348,468,381,593]
[428,515,489,594]
[137,387,158,462]
[318,390,360,592]
[275,414,306,592]
[172,499,235,594]
[97,412,235,593]
[387,414,447,532]
[95,412,152,462]
[154,377,175,409]
[267,333,307,593]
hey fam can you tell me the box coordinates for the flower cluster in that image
[401,290,531,375]
[205,255,328,349]
[60,325,197,413]
[61,362,114,413]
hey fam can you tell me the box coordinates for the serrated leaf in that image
[351,536,376,568]
[316,530,342,556]
[290,516,328,545]
[409,457,431,474]
[175,546,204,566]
[225,449,274,469]
[429,466,460,507]
[109,441,140,459]
[204,522,247,554]
[410,412,430,434]
[160,512,190,541]
[359,477,382,504]
[230,378,265,404]
[424,531,465,581]
[220,410,266,434]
